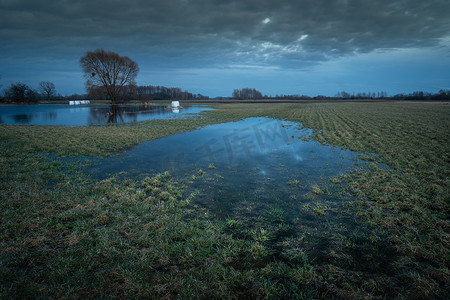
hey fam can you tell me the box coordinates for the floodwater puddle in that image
[0,104,212,126]
[88,117,389,265]
[89,117,361,179]
[90,117,366,220]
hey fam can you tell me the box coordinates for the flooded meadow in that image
[1,102,448,299]
[85,117,392,273]
[0,104,212,126]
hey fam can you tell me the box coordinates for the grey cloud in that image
[1,0,449,68]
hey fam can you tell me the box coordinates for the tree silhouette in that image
[80,49,139,104]
[4,82,38,103]
[39,81,56,100]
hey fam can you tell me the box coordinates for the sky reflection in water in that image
[90,117,365,220]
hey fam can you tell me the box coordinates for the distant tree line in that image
[0,81,60,103]
[334,91,389,99]
[0,81,207,103]
[333,90,450,100]
[230,88,450,101]
[87,84,209,101]
[2,76,449,103]
[135,85,209,101]
[392,90,450,101]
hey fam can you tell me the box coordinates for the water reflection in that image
[88,105,177,124]
[108,105,122,124]
[88,105,125,124]
[88,117,368,249]
[12,114,34,123]
[90,117,359,177]
[85,117,391,268]
[44,112,57,121]
[0,104,213,126]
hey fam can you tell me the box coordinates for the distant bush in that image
[3,82,39,103]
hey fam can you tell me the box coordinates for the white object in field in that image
[172,107,180,113]
[171,101,180,107]
[69,100,90,105]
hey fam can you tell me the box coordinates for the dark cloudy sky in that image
[1,0,449,97]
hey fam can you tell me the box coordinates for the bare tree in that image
[39,81,56,100]
[80,49,139,104]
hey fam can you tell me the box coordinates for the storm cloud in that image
[2,0,450,66]
[1,0,449,95]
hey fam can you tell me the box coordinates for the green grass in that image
[0,115,241,157]
[1,102,449,298]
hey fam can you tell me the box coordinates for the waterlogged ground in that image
[0,104,212,126]
[1,102,449,299]
[88,117,385,266]
[90,117,362,178]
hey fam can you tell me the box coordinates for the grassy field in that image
[1,102,449,298]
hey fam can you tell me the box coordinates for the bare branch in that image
[39,81,56,100]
